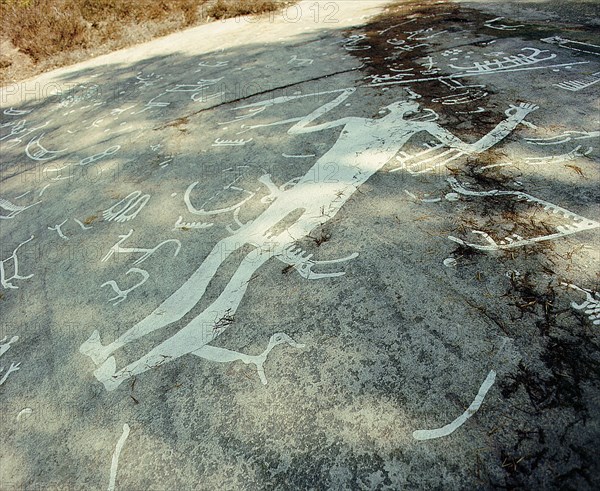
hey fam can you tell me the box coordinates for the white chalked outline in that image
[413,370,496,441]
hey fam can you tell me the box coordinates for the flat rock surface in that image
[0,1,599,489]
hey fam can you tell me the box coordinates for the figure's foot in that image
[80,330,110,366]
[249,332,305,385]
[93,356,122,391]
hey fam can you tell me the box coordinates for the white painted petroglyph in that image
[74,219,93,230]
[378,21,414,36]
[404,190,442,203]
[553,72,600,92]
[111,105,138,117]
[107,424,130,491]
[387,38,430,53]
[3,108,32,116]
[440,78,486,91]
[166,78,223,102]
[484,17,524,31]
[218,107,266,125]
[443,257,457,267]
[59,84,101,107]
[525,130,599,145]
[212,138,253,146]
[80,89,538,390]
[173,216,214,230]
[103,191,150,223]
[288,55,314,66]
[1,236,34,289]
[0,120,49,148]
[25,133,68,162]
[133,92,171,114]
[448,48,556,72]
[184,177,256,217]
[561,283,600,325]
[278,245,359,280]
[478,161,514,172]
[523,145,593,166]
[413,370,496,441]
[196,61,229,71]
[101,230,181,265]
[342,34,371,51]
[405,28,447,41]
[0,336,21,386]
[541,36,600,56]
[446,177,600,250]
[193,333,305,385]
[456,107,486,115]
[102,269,150,305]
[0,362,21,386]
[391,144,466,174]
[0,197,41,219]
[48,219,69,240]
[282,153,317,158]
[0,336,18,358]
[432,90,489,105]
[368,57,588,87]
[79,145,120,166]
[135,72,162,87]
[16,408,33,421]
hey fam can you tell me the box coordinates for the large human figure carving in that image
[81,88,537,390]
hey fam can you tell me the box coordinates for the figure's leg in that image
[93,247,275,390]
[80,234,244,365]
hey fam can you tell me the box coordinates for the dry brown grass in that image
[0,0,284,85]
[207,0,280,19]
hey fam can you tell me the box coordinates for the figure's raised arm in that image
[288,88,358,135]
[425,102,538,154]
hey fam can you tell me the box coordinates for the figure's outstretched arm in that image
[288,88,358,134]
[426,102,538,154]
